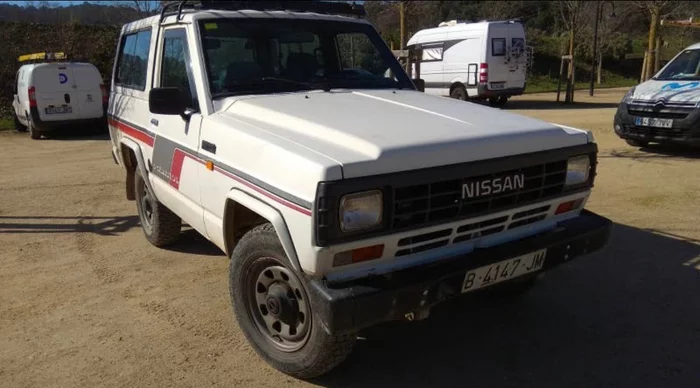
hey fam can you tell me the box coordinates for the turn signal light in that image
[555,198,584,215]
[333,244,384,267]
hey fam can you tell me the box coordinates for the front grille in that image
[391,160,567,230]
[627,101,694,120]
[624,125,689,139]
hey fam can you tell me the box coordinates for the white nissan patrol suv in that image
[108,0,611,379]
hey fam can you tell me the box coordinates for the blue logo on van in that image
[661,81,700,91]
[59,73,68,84]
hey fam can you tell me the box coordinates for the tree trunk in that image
[644,8,659,81]
[597,52,602,84]
[399,1,405,50]
[654,35,661,73]
[566,27,575,103]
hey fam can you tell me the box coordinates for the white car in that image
[108,1,611,379]
[407,19,531,106]
[12,52,108,139]
[614,42,700,147]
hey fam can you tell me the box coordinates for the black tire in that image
[229,223,356,379]
[450,85,467,101]
[625,139,649,148]
[134,168,181,247]
[27,115,41,140]
[489,96,508,107]
[14,114,27,132]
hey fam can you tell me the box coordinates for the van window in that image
[160,29,198,110]
[419,44,444,62]
[491,38,506,57]
[115,29,152,90]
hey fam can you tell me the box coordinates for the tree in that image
[635,0,687,80]
[558,0,586,102]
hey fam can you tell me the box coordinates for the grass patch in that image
[525,74,637,94]
[0,116,13,131]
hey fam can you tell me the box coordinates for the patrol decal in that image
[59,73,68,84]
[109,116,312,215]
[660,81,700,91]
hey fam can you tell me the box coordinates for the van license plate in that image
[490,83,505,90]
[45,106,72,114]
[461,249,547,293]
[635,117,672,128]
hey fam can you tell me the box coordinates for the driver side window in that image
[160,29,198,110]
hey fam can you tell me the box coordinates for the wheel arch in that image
[224,189,301,271]
[119,138,157,202]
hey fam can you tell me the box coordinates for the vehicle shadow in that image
[601,145,700,161]
[502,99,620,111]
[314,223,700,388]
[0,215,139,235]
[45,129,110,141]
[163,227,224,257]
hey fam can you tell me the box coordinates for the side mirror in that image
[149,87,186,115]
[412,78,425,92]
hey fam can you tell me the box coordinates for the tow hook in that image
[405,308,430,322]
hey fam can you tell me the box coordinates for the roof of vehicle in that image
[407,20,522,46]
[20,62,98,70]
[682,42,700,50]
[122,8,369,33]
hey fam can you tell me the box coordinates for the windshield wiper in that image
[261,77,331,92]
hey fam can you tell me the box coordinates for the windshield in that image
[198,18,413,98]
[655,49,700,81]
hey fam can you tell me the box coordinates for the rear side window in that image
[160,29,198,110]
[491,38,506,57]
[418,44,444,62]
[115,29,152,90]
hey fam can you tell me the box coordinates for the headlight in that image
[565,155,590,186]
[622,86,636,103]
[339,190,383,232]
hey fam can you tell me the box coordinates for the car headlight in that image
[339,190,383,232]
[565,155,590,186]
[622,86,636,103]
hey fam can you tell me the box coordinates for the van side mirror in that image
[149,87,186,116]
[412,78,425,92]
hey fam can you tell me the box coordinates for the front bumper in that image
[614,102,700,146]
[308,210,611,335]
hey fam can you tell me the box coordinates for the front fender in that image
[226,189,302,272]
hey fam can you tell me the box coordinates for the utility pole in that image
[589,2,601,96]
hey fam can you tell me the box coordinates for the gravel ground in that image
[1,88,699,388]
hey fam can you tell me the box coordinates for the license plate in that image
[45,106,72,114]
[634,116,672,128]
[490,83,505,90]
[461,249,547,293]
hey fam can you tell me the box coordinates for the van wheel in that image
[450,85,467,101]
[489,96,508,107]
[14,115,27,132]
[230,223,356,379]
[134,168,181,247]
[27,116,41,140]
[625,139,649,148]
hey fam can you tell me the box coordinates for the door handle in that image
[201,140,217,154]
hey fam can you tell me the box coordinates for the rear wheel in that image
[27,114,41,140]
[134,168,181,247]
[625,139,649,148]
[489,96,508,107]
[450,85,467,101]
[14,114,27,132]
[230,223,356,379]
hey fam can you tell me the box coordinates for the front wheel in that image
[230,223,356,379]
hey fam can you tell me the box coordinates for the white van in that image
[12,52,108,139]
[407,20,531,107]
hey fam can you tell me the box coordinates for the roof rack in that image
[159,0,366,23]
[18,52,67,63]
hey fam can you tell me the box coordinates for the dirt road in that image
[2,89,699,388]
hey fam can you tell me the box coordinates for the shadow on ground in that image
[44,129,110,141]
[315,223,700,388]
[601,144,700,162]
[164,228,224,257]
[0,215,138,235]
[502,99,620,111]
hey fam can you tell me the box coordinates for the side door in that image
[507,25,527,89]
[148,27,208,237]
[418,42,447,96]
[486,25,509,91]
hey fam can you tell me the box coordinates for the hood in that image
[221,89,589,178]
[631,79,700,104]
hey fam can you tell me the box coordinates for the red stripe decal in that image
[170,149,187,189]
[109,118,154,147]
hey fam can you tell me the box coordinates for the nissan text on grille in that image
[106,1,612,379]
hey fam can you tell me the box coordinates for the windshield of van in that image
[198,19,413,98]
[655,49,700,81]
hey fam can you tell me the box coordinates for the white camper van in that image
[407,20,531,106]
[12,52,108,139]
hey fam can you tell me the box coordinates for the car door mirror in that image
[149,87,186,115]
[412,78,425,92]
